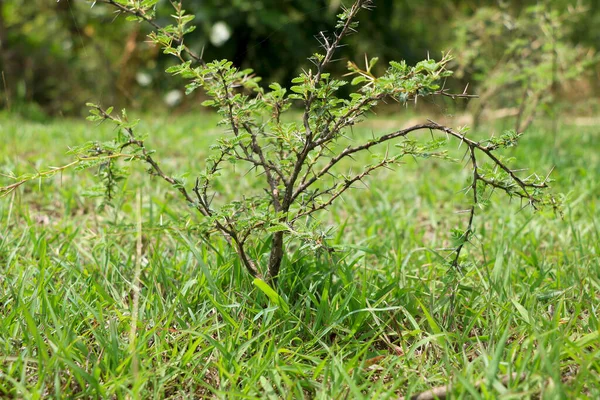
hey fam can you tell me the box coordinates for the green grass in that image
[1,111,599,399]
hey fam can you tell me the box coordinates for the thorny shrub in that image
[2,0,558,287]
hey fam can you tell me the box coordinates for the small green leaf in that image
[351,76,367,85]
[266,224,289,233]
[368,56,379,71]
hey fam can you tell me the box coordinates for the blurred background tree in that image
[0,0,598,117]
[452,3,599,130]
[0,0,133,116]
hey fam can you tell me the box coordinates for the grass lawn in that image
[0,111,599,398]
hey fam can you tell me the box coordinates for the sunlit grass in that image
[1,112,599,398]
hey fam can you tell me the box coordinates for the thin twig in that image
[399,372,526,400]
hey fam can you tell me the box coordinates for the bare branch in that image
[285,0,372,212]
[451,147,478,268]
[292,123,437,203]
[293,158,394,221]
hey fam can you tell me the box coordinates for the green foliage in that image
[453,3,599,130]
[0,113,598,399]
[0,0,140,114]
[2,1,599,114]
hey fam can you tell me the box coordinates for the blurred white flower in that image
[164,90,183,107]
[136,72,152,87]
[62,39,73,51]
[210,21,231,47]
